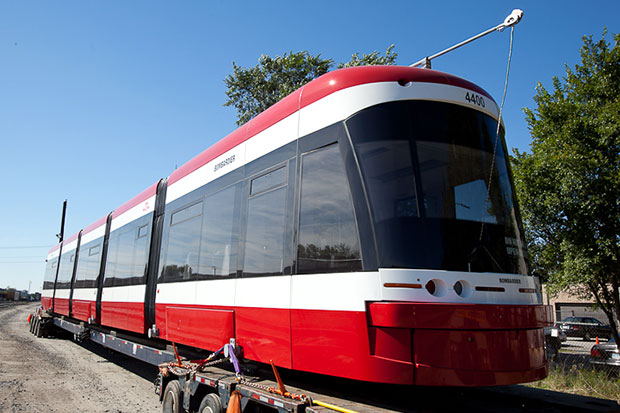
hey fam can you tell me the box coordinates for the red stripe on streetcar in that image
[111,181,159,219]
[82,213,110,236]
[48,244,61,254]
[62,231,80,245]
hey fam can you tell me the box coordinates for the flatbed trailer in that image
[28,309,620,413]
[29,308,394,412]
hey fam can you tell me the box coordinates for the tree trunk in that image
[590,282,620,344]
[611,277,620,344]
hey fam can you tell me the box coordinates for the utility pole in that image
[56,199,67,243]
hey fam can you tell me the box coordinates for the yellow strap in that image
[313,399,359,413]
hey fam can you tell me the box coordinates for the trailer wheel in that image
[198,393,222,413]
[34,318,43,338]
[162,380,182,413]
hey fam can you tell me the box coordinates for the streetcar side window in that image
[243,166,288,277]
[74,238,103,288]
[250,166,286,195]
[137,224,149,239]
[159,182,243,282]
[198,185,239,278]
[297,144,362,274]
[56,249,76,289]
[43,259,57,290]
[103,214,152,287]
[162,201,204,283]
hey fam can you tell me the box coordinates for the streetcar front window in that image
[346,100,528,275]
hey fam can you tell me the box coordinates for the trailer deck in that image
[30,310,620,413]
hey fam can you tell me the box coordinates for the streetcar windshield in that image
[346,100,528,275]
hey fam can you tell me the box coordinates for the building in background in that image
[0,287,41,302]
[542,285,616,324]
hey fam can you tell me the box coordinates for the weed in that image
[527,362,620,402]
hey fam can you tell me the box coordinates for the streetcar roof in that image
[55,65,495,256]
[168,65,494,187]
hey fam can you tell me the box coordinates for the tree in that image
[336,44,397,69]
[511,31,620,344]
[224,45,397,125]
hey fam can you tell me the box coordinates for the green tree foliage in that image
[224,45,397,125]
[337,44,398,69]
[224,51,332,126]
[511,31,620,343]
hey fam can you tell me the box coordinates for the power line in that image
[0,254,45,260]
[0,246,50,249]
[0,261,43,264]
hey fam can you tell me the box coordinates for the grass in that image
[527,362,620,402]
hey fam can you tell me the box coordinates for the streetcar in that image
[41,65,551,386]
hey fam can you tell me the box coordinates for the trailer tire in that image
[31,317,38,335]
[198,393,223,413]
[162,380,182,413]
[34,318,43,337]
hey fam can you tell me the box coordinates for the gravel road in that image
[0,304,161,412]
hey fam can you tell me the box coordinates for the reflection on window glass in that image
[297,145,361,274]
[75,239,104,288]
[56,250,75,289]
[43,260,58,290]
[354,141,419,222]
[250,166,286,195]
[162,203,202,283]
[454,179,497,223]
[137,224,149,239]
[346,100,528,274]
[171,202,202,226]
[416,141,505,223]
[160,185,241,283]
[244,186,286,276]
[103,214,151,287]
[198,186,238,277]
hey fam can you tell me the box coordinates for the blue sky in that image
[1,1,618,292]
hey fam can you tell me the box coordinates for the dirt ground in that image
[0,304,161,412]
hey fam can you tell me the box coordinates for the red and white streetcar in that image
[41,64,551,387]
